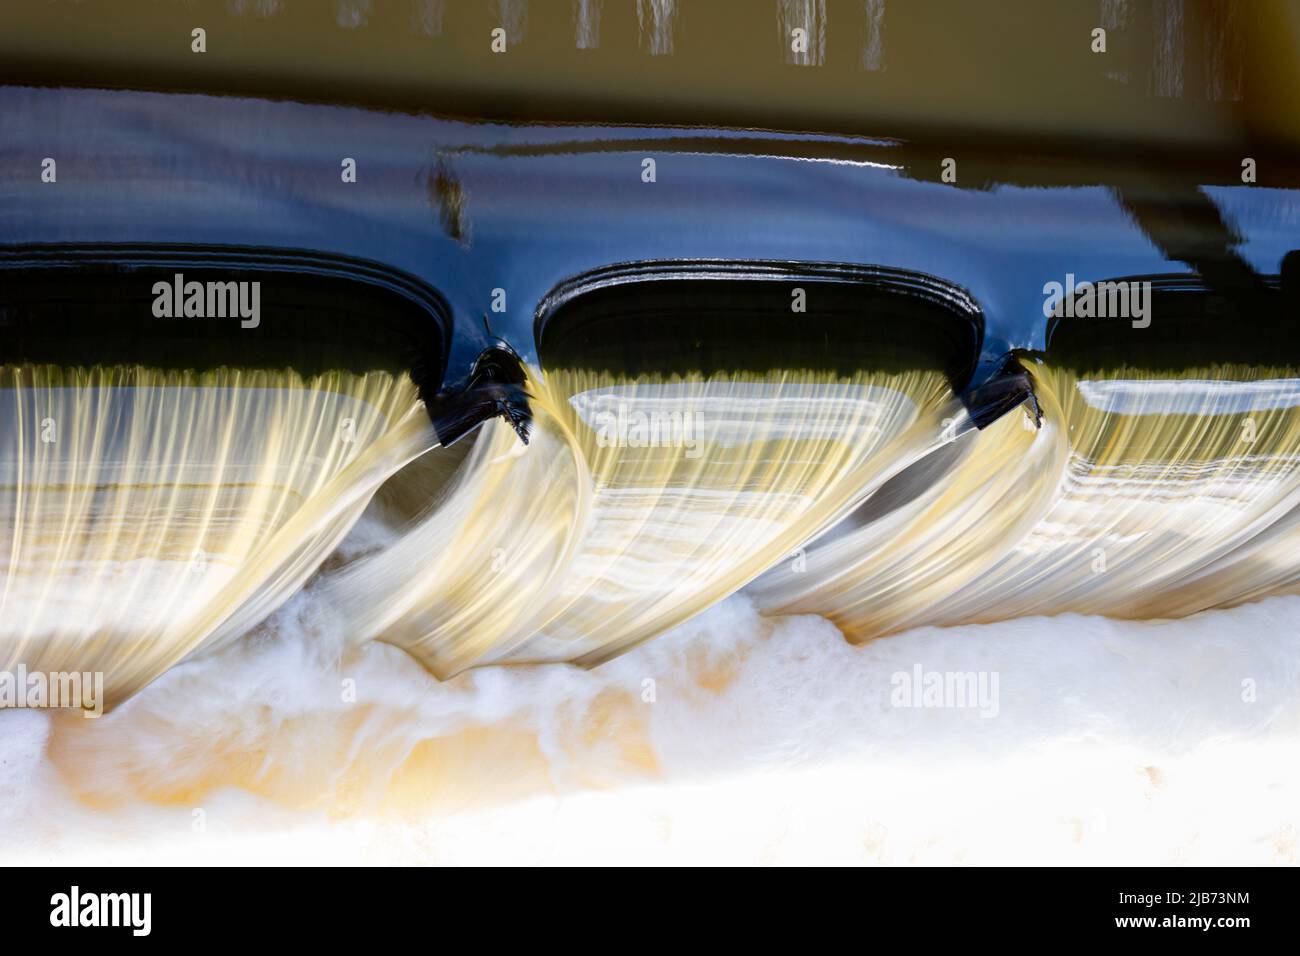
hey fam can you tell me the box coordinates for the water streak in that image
[0,365,432,702]
[325,366,959,675]
[755,361,1300,637]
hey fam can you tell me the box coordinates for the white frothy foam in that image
[2,539,1299,864]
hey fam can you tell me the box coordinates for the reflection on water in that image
[573,0,601,49]
[862,0,886,72]
[410,0,446,38]
[495,0,529,45]
[1149,0,1185,98]
[335,0,372,31]
[2,0,1277,147]
[637,0,677,56]
[778,0,828,67]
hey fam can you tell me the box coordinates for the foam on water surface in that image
[4,570,1298,865]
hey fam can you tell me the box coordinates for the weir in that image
[748,357,1300,638]
[0,364,433,702]
[929,362,1300,625]
[2,33,1298,713]
[748,376,1067,635]
[3,0,1300,872]
[11,263,1300,704]
[7,269,1300,705]
[316,263,989,675]
[324,365,963,676]
[0,247,452,704]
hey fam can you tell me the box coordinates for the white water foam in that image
[3,522,1299,864]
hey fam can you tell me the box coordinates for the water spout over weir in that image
[323,365,962,676]
[11,320,1300,707]
[0,366,435,702]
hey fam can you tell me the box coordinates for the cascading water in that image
[8,334,1300,867]
[748,377,1066,636]
[0,364,434,703]
[932,363,1300,623]
[16,355,1300,709]
[2,0,1298,867]
[325,366,960,675]
[752,361,1300,635]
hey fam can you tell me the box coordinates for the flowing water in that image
[5,358,1300,862]
[326,366,959,675]
[752,362,1300,634]
[0,365,433,703]
[0,0,1296,865]
[9,358,1300,702]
